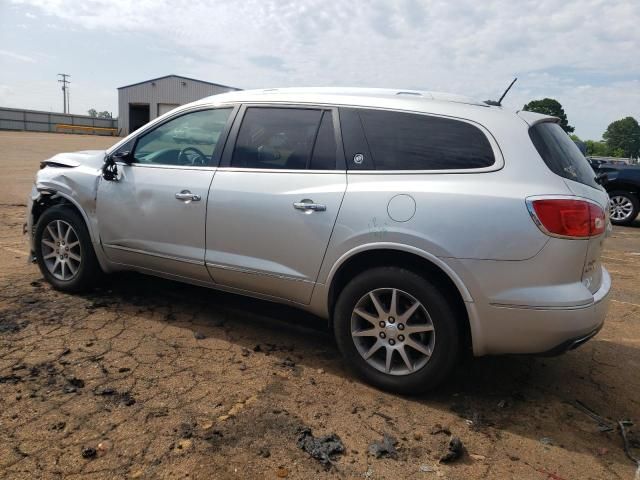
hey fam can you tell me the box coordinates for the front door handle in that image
[175,190,201,202]
[293,199,326,212]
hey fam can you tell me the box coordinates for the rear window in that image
[348,108,495,170]
[529,122,598,189]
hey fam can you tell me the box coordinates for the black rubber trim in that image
[536,322,604,357]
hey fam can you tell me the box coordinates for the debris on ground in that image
[276,466,289,478]
[280,357,296,368]
[193,331,206,340]
[296,426,345,468]
[67,376,85,388]
[618,420,640,473]
[81,447,97,459]
[571,399,615,432]
[177,422,195,439]
[419,464,435,472]
[50,421,66,431]
[97,440,112,456]
[257,447,271,458]
[440,436,464,463]
[430,424,451,436]
[539,437,554,446]
[368,433,398,459]
[94,387,136,406]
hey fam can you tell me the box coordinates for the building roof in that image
[117,74,240,91]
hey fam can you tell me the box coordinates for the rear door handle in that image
[175,190,201,202]
[293,200,326,212]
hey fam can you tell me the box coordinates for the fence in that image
[0,107,119,136]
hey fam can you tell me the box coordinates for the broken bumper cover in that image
[470,267,611,355]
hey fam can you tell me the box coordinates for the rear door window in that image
[529,122,599,189]
[342,108,495,170]
[232,108,324,169]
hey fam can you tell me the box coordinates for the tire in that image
[609,191,639,226]
[333,266,460,394]
[34,205,101,292]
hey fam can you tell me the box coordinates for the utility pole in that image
[57,74,70,114]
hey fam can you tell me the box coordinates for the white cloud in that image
[0,49,35,63]
[6,0,640,138]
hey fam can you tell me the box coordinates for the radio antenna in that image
[485,77,517,106]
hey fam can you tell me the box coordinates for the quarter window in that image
[529,122,599,189]
[232,108,328,170]
[133,108,232,166]
[346,108,495,170]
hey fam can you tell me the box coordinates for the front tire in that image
[609,191,639,226]
[334,267,460,394]
[34,205,101,292]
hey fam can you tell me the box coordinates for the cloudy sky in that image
[1,0,638,139]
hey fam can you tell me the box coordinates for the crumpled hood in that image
[43,150,106,169]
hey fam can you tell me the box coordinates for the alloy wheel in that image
[350,288,435,376]
[40,219,82,281]
[609,195,634,222]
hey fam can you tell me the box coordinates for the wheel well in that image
[32,193,86,233]
[607,183,640,197]
[327,249,472,354]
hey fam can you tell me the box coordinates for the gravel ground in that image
[0,131,639,479]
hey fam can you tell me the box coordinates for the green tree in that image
[97,111,112,119]
[87,108,98,117]
[523,98,574,133]
[585,140,610,157]
[603,116,640,159]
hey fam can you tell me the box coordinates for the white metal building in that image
[117,75,239,135]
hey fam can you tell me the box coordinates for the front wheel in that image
[333,267,460,394]
[34,205,101,292]
[609,191,639,226]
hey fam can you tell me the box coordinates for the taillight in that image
[528,198,605,238]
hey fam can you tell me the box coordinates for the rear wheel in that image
[333,267,460,394]
[34,205,101,292]
[609,191,639,225]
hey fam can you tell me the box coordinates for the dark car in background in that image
[589,160,640,225]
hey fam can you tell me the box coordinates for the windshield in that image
[529,122,599,189]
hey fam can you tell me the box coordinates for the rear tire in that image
[333,266,460,394]
[609,191,639,226]
[34,205,101,292]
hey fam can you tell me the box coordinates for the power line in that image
[57,73,70,114]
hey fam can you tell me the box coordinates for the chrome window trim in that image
[106,104,240,157]
[111,100,503,174]
[114,162,217,171]
[215,167,346,174]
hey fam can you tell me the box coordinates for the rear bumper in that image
[469,266,611,356]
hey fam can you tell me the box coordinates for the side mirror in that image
[111,150,134,164]
[595,172,608,186]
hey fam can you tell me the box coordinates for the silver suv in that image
[27,88,611,393]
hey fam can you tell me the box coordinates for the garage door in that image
[158,103,180,116]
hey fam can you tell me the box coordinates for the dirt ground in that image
[0,131,639,480]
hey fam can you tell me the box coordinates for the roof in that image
[203,87,487,106]
[117,74,240,91]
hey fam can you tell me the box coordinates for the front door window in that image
[133,108,232,166]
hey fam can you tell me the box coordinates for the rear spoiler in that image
[516,110,560,127]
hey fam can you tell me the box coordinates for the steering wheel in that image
[178,146,208,166]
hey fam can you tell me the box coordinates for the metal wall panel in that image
[0,107,117,136]
[117,76,238,135]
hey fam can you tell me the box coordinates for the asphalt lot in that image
[0,131,638,479]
